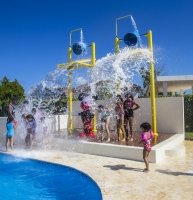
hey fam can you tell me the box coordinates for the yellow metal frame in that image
[114,16,157,136]
[58,33,96,134]
[145,30,158,136]
[114,37,121,94]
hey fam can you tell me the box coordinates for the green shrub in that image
[184,95,193,132]
[185,132,193,140]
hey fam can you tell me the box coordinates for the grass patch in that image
[185,132,193,140]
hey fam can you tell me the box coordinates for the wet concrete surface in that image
[3,140,193,200]
[70,129,175,147]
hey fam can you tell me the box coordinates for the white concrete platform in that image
[52,134,184,163]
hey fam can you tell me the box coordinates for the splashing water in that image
[91,47,152,98]
[10,16,155,149]
[76,29,87,56]
[9,67,69,150]
[80,29,84,43]
[130,16,142,47]
[26,23,153,118]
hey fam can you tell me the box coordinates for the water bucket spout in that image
[123,33,138,46]
[72,42,86,55]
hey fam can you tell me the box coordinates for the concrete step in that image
[165,142,185,157]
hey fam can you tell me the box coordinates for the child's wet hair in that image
[98,105,104,109]
[26,114,34,120]
[40,116,45,121]
[125,93,134,100]
[31,108,36,114]
[7,115,14,122]
[140,122,151,131]
[116,95,123,102]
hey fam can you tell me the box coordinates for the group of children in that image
[6,95,154,172]
[98,94,154,172]
[6,106,47,151]
[98,94,140,142]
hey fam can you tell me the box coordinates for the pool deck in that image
[2,141,193,200]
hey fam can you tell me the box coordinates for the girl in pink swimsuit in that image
[139,122,154,172]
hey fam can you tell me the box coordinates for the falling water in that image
[89,46,152,114]
[130,16,142,47]
[10,16,154,149]
[80,29,84,43]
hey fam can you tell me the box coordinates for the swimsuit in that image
[99,110,110,122]
[124,100,134,118]
[79,110,94,134]
[26,119,37,135]
[141,131,154,151]
[6,122,15,138]
[115,105,124,120]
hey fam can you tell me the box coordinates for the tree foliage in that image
[184,95,193,132]
[30,86,67,115]
[139,65,166,96]
[0,76,25,116]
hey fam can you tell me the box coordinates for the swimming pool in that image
[0,153,102,200]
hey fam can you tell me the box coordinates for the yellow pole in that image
[68,28,82,134]
[147,30,158,136]
[115,37,119,53]
[91,42,97,133]
[114,36,123,140]
[68,47,73,133]
[115,37,121,94]
[91,42,96,66]
[93,114,97,133]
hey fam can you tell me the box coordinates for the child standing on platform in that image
[124,94,140,141]
[115,95,126,141]
[98,105,111,142]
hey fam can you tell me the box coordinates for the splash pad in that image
[0,15,185,164]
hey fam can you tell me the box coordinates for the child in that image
[6,115,17,151]
[40,116,49,148]
[139,122,154,172]
[78,93,95,139]
[124,94,140,141]
[23,114,37,148]
[115,95,126,141]
[98,105,111,142]
[40,116,48,136]
[79,110,94,138]
[7,100,15,118]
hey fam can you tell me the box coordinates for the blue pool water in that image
[0,153,102,200]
